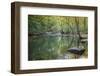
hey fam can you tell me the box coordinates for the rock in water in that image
[68,47,85,55]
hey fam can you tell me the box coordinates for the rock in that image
[68,47,85,55]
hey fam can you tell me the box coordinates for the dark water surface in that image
[28,35,88,61]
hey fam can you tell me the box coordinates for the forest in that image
[28,15,88,60]
[28,15,88,36]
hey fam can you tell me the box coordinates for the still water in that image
[28,35,87,61]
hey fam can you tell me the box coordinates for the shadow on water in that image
[28,35,88,61]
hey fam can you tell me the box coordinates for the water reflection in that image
[28,36,88,61]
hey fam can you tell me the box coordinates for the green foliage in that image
[28,15,88,34]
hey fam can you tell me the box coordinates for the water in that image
[28,35,88,61]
